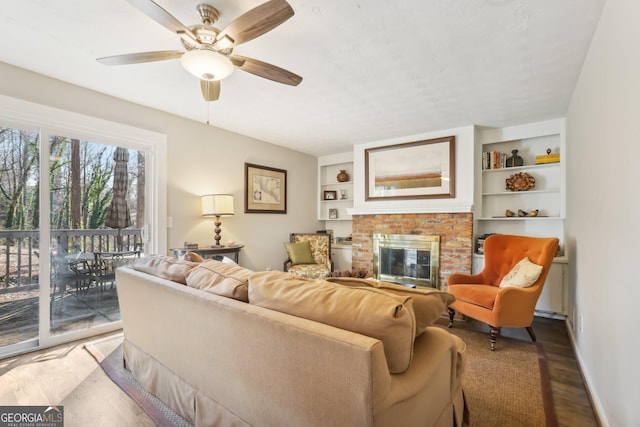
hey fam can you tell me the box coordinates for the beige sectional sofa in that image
[116,257,467,427]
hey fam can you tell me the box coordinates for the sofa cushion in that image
[185,260,253,302]
[326,277,455,337]
[284,241,316,265]
[132,255,199,284]
[181,251,205,262]
[499,257,543,288]
[248,271,416,374]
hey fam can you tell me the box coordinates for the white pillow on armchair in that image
[499,257,543,288]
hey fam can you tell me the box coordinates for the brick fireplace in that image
[351,213,474,289]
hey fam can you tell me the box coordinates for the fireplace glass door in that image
[373,234,440,288]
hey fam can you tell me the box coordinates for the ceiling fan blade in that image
[232,55,302,86]
[216,0,294,47]
[201,79,221,101]
[97,51,184,65]
[127,0,199,46]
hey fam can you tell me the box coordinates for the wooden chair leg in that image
[489,326,501,351]
[448,308,455,328]
[525,326,537,342]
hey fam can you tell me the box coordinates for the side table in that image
[172,244,244,264]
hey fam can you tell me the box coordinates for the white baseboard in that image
[564,320,609,427]
[534,310,565,320]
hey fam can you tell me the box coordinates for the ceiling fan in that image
[97,0,302,101]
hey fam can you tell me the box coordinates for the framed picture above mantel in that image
[365,136,456,200]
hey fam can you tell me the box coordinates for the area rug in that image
[84,335,192,427]
[437,320,558,427]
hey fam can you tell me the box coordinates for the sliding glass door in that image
[0,96,165,357]
[48,136,146,337]
[0,126,41,349]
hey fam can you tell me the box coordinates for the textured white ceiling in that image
[0,0,605,156]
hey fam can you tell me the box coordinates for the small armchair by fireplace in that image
[284,233,333,279]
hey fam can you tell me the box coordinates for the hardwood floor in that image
[0,330,154,427]
[0,318,599,427]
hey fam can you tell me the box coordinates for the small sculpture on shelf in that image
[505,209,539,217]
[535,148,560,164]
[506,172,535,191]
[506,149,524,167]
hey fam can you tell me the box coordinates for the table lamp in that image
[201,194,234,247]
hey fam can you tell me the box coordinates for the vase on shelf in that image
[506,150,524,167]
[336,170,349,182]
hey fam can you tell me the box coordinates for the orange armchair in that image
[447,234,559,350]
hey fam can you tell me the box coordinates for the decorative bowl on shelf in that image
[506,172,535,191]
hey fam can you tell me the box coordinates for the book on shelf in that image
[482,151,508,170]
[535,153,560,164]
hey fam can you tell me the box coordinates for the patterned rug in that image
[84,335,192,427]
[436,319,558,427]
[86,324,557,427]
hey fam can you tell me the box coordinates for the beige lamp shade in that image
[201,194,235,217]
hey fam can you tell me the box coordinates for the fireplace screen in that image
[373,234,440,288]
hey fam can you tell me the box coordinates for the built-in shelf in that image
[321,181,353,186]
[318,154,354,223]
[482,162,559,173]
[475,119,567,317]
[476,119,566,239]
[482,189,560,196]
[320,199,353,203]
[477,216,562,221]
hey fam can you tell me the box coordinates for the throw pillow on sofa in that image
[132,255,199,284]
[186,260,253,302]
[248,271,417,374]
[180,251,205,262]
[326,277,455,337]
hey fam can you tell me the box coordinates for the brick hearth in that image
[351,213,473,289]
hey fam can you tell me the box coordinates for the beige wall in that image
[0,62,321,271]
[566,0,640,424]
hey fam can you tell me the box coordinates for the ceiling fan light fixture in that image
[180,49,234,81]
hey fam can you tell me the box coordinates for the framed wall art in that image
[244,163,287,213]
[323,190,337,200]
[364,136,455,200]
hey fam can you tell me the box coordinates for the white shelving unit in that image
[476,120,565,248]
[318,155,353,222]
[475,119,568,318]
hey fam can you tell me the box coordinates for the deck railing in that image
[0,229,142,292]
